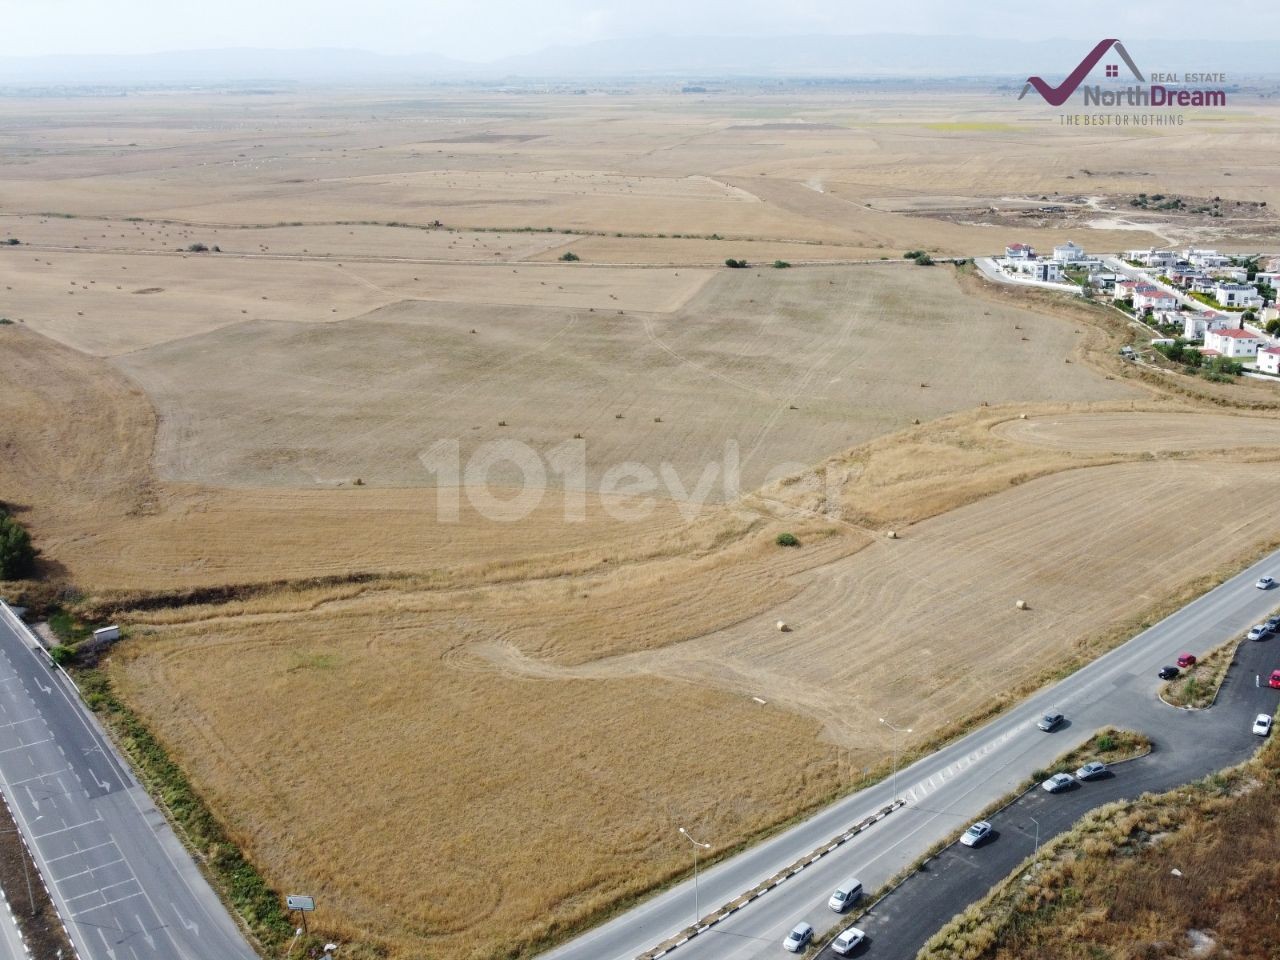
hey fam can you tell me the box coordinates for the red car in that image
[1176,653,1197,668]
[1270,670,1280,690]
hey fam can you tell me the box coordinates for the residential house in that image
[1113,279,1138,301]
[1208,266,1249,284]
[1133,284,1177,311]
[1258,346,1280,375]
[1204,327,1263,358]
[1214,282,1264,309]
[1011,259,1064,282]
[1183,311,1227,340]
[1052,241,1087,262]
[1255,271,1280,293]
[1125,247,1176,269]
[1182,247,1232,269]
[1005,243,1035,260]
[1167,269,1207,289]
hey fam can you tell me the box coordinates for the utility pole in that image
[678,827,711,928]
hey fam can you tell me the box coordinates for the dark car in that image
[1037,712,1065,732]
[1159,665,1179,680]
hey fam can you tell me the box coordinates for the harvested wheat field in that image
[106,455,1280,960]
[113,264,1134,492]
[993,411,1280,453]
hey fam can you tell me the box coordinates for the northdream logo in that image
[1018,39,1143,106]
[1018,39,1228,110]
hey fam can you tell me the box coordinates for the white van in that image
[827,877,863,912]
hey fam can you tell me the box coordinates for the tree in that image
[0,510,35,580]
[558,251,580,261]
[724,258,749,269]
[1266,318,1280,336]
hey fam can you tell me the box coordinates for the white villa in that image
[1005,243,1035,260]
[1258,346,1280,375]
[1010,259,1064,282]
[1204,327,1264,358]
[1214,282,1264,309]
[1182,247,1232,269]
[1125,247,1177,269]
[1133,284,1177,311]
[1183,311,1227,340]
[1052,241,1087,262]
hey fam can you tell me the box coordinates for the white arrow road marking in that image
[35,679,51,695]
[97,926,118,960]
[173,903,199,938]
[136,912,156,951]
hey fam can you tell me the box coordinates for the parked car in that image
[1158,665,1180,680]
[1257,576,1275,590]
[1253,714,1273,737]
[827,878,863,912]
[783,922,814,953]
[1037,712,1065,732]
[831,927,867,956]
[1076,761,1108,781]
[1042,772,1074,793]
[1176,653,1197,668]
[1269,670,1280,690]
[960,821,992,847]
[1248,625,1268,641]
[1267,616,1280,633]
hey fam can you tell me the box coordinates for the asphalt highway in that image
[542,547,1280,960]
[0,602,257,960]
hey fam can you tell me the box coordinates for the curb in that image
[637,801,905,960]
[0,876,30,958]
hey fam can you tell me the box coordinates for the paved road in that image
[542,548,1280,960]
[0,603,257,960]
[0,891,26,959]
[813,627,1280,960]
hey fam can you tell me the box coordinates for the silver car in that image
[960,821,992,847]
[1254,714,1273,737]
[1042,772,1074,793]
[1248,624,1268,641]
[783,922,813,953]
[1075,761,1108,781]
[1037,712,1065,732]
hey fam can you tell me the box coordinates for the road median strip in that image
[637,801,904,959]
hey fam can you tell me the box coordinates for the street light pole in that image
[878,718,913,802]
[678,827,711,928]
[1030,816,1040,859]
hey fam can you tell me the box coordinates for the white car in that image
[1257,576,1275,590]
[831,926,867,955]
[959,821,992,847]
[1042,772,1074,793]
[1254,714,1273,737]
[783,922,814,953]
[1248,624,1268,641]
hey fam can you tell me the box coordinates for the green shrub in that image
[775,532,800,547]
[0,509,36,580]
[49,645,75,667]
[1095,733,1117,752]
[724,258,749,269]
[559,251,580,261]
[773,260,791,269]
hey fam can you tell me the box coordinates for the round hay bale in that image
[887,530,899,539]
[1016,599,1029,610]
[1019,413,1028,420]
[776,620,790,632]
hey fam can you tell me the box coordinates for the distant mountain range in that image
[1,35,1274,84]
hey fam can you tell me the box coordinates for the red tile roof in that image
[1211,328,1259,339]
[1260,346,1280,356]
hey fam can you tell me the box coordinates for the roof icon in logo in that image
[1019,39,1145,106]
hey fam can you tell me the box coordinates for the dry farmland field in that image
[2,85,1280,960]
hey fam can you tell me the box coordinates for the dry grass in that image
[108,620,849,960]
[5,87,1280,960]
[920,731,1280,960]
[1159,637,1239,709]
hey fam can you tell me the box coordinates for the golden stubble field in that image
[2,86,1280,959]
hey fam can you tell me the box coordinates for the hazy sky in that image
[2,0,1276,60]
